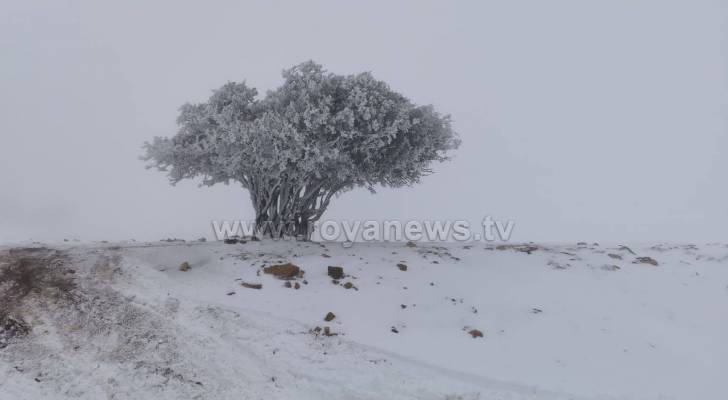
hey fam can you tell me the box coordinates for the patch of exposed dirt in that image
[0,247,76,321]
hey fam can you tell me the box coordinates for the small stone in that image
[397,263,408,271]
[327,266,344,279]
[324,312,336,322]
[294,282,300,290]
[468,329,483,338]
[607,253,623,260]
[284,281,292,288]
[321,253,331,258]
[343,282,354,289]
[179,262,191,272]
[405,241,417,248]
[391,327,399,334]
[400,304,407,309]
[226,291,236,296]
[323,326,336,336]
[223,238,238,245]
[635,257,658,266]
[241,282,263,290]
[618,245,636,255]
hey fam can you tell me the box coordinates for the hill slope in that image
[1,240,726,399]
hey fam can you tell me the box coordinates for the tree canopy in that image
[143,61,460,238]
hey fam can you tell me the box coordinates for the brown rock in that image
[324,312,336,322]
[327,266,344,279]
[179,262,191,272]
[397,263,407,271]
[241,282,263,289]
[468,329,483,338]
[264,263,300,279]
[294,282,300,290]
[343,282,354,289]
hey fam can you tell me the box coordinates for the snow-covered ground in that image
[1,240,726,399]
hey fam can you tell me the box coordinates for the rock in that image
[607,253,623,260]
[294,282,300,290]
[327,266,344,279]
[263,263,300,279]
[323,326,336,336]
[226,291,236,295]
[391,327,399,334]
[531,308,543,314]
[405,241,417,248]
[284,281,292,288]
[343,282,354,289]
[396,263,407,272]
[400,304,407,309]
[468,329,483,338]
[241,282,263,290]
[321,253,331,258]
[324,312,336,322]
[224,238,238,244]
[179,262,191,272]
[250,236,261,242]
[197,237,207,242]
[635,257,658,266]
[618,245,636,255]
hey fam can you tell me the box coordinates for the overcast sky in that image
[1,0,726,243]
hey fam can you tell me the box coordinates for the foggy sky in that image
[1,0,726,243]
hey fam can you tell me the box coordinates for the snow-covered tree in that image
[143,61,460,239]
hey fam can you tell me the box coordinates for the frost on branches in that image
[143,61,460,239]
